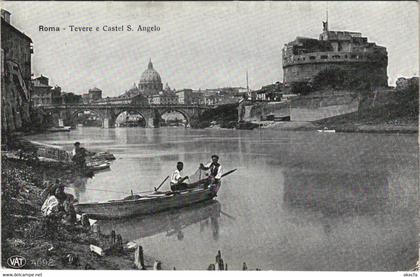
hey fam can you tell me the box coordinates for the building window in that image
[309,56,316,60]
[351,55,356,59]
[332,55,341,59]
[320,55,328,59]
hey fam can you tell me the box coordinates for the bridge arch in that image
[70,109,104,127]
[71,108,104,121]
[114,109,148,128]
[158,108,191,128]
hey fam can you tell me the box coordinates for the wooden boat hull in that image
[87,162,110,171]
[98,200,221,241]
[317,129,336,133]
[74,187,216,219]
[48,126,71,132]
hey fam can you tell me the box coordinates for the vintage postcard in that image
[1,1,418,275]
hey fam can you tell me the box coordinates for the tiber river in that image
[26,127,419,271]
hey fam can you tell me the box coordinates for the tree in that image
[290,82,313,95]
[311,67,346,90]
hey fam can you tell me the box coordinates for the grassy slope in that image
[1,156,158,270]
[313,101,418,130]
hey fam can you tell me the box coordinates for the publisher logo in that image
[7,255,26,268]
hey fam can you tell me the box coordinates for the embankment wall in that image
[244,89,395,122]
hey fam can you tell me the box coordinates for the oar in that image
[154,176,170,192]
[221,169,237,178]
[221,210,236,220]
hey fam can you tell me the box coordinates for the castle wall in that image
[244,102,289,121]
[243,89,397,123]
[243,95,360,123]
[283,61,387,87]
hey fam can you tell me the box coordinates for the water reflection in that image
[282,169,390,217]
[65,175,89,201]
[98,200,221,242]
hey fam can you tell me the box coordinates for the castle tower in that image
[282,23,388,87]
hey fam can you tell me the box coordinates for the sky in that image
[3,1,418,97]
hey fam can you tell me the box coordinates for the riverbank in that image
[1,145,165,270]
[253,99,419,134]
[256,120,418,134]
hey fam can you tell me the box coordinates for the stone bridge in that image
[41,104,212,128]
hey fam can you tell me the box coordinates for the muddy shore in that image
[1,145,166,270]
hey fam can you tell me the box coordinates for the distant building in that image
[51,85,62,105]
[120,83,141,98]
[1,9,33,132]
[176,89,215,105]
[62,92,82,104]
[191,90,204,105]
[282,21,388,87]
[204,94,218,105]
[255,82,284,101]
[88,87,102,101]
[119,60,179,105]
[82,93,90,104]
[176,89,194,105]
[31,75,52,106]
[202,87,247,105]
[138,59,163,95]
[94,94,149,106]
[81,87,103,104]
[130,94,149,105]
[148,91,178,105]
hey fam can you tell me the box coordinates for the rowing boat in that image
[74,184,219,219]
[47,126,71,132]
[317,129,336,133]
[86,161,111,171]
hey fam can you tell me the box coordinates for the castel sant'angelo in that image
[282,19,388,87]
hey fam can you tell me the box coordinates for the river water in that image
[25,127,419,271]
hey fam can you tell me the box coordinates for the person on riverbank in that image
[72,142,87,170]
[41,181,76,226]
[41,191,60,217]
[170,162,189,191]
[41,182,66,215]
[199,155,222,193]
[62,197,77,225]
[41,179,62,202]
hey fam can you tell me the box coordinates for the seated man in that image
[170,162,189,191]
[72,142,87,170]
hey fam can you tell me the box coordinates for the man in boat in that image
[170,162,190,191]
[199,155,222,193]
[72,142,87,170]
